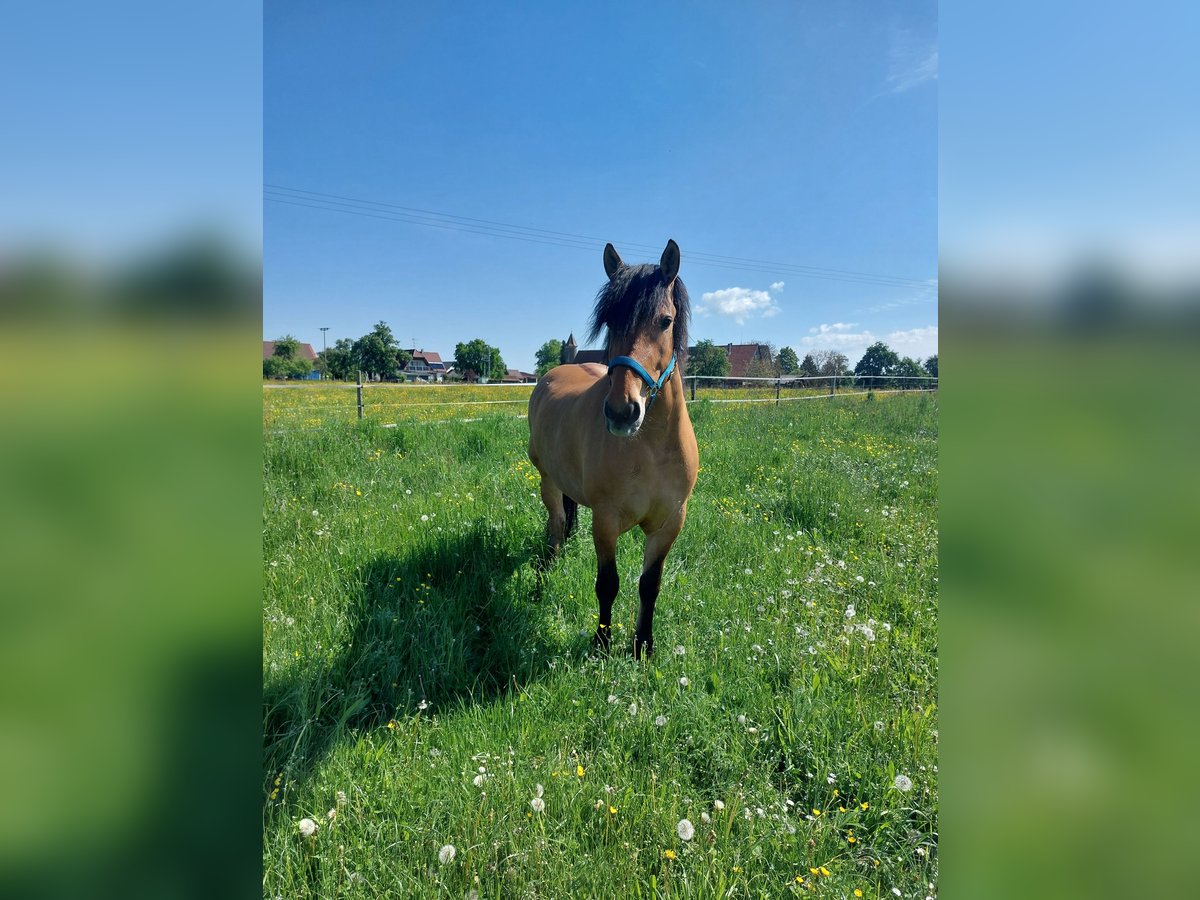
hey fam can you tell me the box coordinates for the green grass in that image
[263,392,938,898]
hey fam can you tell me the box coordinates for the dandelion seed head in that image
[438,844,456,865]
[298,818,318,839]
[894,774,914,792]
[676,819,695,841]
[530,797,545,813]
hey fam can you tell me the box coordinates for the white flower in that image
[607,694,618,704]
[679,677,689,687]
[855,575,864,583]
[629,702,638,715]
[473,774,487,787]
[845,604,856,618]
[298,818,318,839]
[336,790,347,807]
[673,645,685,656]
[827,773,836,784]
[439,844,456,865]
[530,797,545,813]
[874,720,885,731]
[713,799,725,810]
[861,625,876,641]
[701,811,711,824]
[892,889,902,897]
[421,514,429,522]
[894,774,914,792]
[655,715,667,727]
[737,714,746,725]
[417,699,429,710]
[535,783,544,798]
[327,807,337,820]
[676,819,695,841]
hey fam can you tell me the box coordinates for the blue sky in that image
[265,1,937,371]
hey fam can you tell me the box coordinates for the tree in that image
[923,354,938,378]
[854,341,900,379]
[270,335,300,359]
[777,346,799,375]
[811,349,850,376]
[353,321,410,380]
[454,338,505,382]
[894,355,925,388]
[799,353,820,377]
[318,338,355,381]
[689,339,730,378]
[263,335,312,379]
[534,339,563,376]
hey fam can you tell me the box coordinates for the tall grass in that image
[264,393,938,897]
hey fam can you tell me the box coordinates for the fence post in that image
[775,378,781,406]
[356,371,364,420]
[829,375,835,396]
[690,376,696,402]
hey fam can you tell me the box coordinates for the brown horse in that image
[528,239,698,659]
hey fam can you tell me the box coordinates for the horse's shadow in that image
[263,522,567,800]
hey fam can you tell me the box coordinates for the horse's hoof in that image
[591,628,612,655]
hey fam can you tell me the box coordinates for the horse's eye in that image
[659,316,673,330]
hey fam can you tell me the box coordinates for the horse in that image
[528,239,698,659]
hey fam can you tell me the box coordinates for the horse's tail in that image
[563,495,578,539]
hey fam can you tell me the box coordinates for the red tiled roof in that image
[684,343,772,377]
[263,340,318,361]
[405,349,443,364]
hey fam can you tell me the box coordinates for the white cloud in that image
[770,281,785,292]
[886,29,938,94]
[698,285,781,325]
[798,323,938,365]
[808,322,859,335]
[886,325,938,359]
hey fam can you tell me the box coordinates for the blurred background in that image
[941,2,1200,898]
[2,1,1198,898]
[0,2,261,897]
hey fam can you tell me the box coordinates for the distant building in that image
[263,340,318,362]
[502,369,538,383]
[559,333,605,366]
[402,349,446,382]
[687,342,773,378]
[263,340,320,379]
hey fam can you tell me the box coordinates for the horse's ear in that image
[603,243,624,279]
[660,239,680,284]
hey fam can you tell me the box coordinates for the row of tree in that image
[531,337,937,381]
[264,321,508,382]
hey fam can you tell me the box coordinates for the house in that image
[263,340,318,362]
[559,333,606,366]
[263,340,320,379]
[686,342,774,378]
[502,369,538,384]
[402,348,446,382]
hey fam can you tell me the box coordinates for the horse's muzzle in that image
[604,399,642,437]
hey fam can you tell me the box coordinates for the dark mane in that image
[585,263,690,362]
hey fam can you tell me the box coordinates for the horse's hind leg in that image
[538,478,568,561]
[563,495,578,540]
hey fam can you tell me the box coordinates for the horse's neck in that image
[646,374,688,437]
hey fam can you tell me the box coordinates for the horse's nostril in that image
[623,402,639,422]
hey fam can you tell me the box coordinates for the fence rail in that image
[263,372,936,430]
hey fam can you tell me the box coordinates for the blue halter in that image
[608,353,677,411]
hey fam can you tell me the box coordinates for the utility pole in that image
[319,327,329,379]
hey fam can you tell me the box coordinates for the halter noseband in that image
[608,353,677,412]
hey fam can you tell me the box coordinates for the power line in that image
[264,184,934,290]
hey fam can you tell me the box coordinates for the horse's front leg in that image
[634,510,686,660]
[591,515,620,653]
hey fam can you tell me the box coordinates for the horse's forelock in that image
[587,263,690,360]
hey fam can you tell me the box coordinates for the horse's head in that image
[588,240,689,437]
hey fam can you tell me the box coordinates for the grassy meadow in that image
[263,390,938,898]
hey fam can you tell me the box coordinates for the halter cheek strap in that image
[608,353,677,411]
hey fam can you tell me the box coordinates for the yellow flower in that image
[663,849,677,860]
[732,866,742,874]
[855,891,864,898]
[608,806,617,815]
[839,805,847,812]
[860,802,869,810]
[847,833,857,843]
[819,866,831,877]
[812,809,822,817]
[809,868,819,875]
[577,765,585,777]
[832,789,839,797]
[795,875,804,884]
[386,720,398,730]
